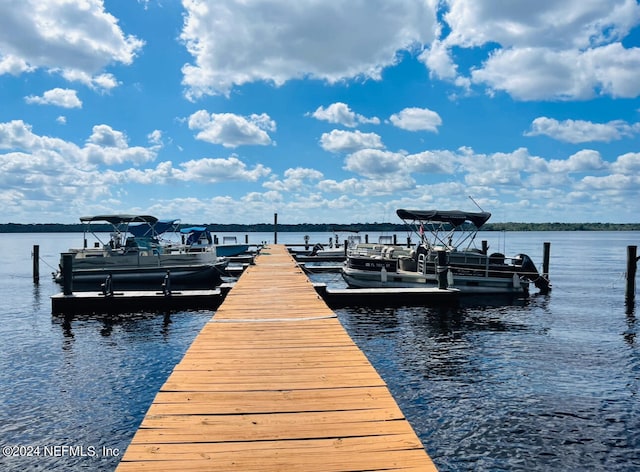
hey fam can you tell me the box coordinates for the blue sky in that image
[1,0,640,224]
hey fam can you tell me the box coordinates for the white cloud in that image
[0,0,144,91]
[344,149,408,178]
[389,107,442,132]
[472,44,640,101]
[320,129,384,153]
[443,0,640,49]
[432,0,640,100]
[25,88,82,108]
[610,152,640,174]
[188,110,276,148]
[525,117,640,143]
[263,167,324,192]
[180,0,438,98]
[419,40,457,80]
[548,150,606,173]
[177,157,271,183]
[309,102,379,127]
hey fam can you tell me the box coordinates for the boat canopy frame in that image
[78,214,180,247]
[396,209,492,250]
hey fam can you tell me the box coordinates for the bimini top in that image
[79,215,159,225]
[396,209,492,228]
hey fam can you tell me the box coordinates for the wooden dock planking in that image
[116,244,437,471]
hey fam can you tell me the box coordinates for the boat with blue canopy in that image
[54,215,228,290]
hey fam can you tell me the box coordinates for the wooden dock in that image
[116,244,438,471]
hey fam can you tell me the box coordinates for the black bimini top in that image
[79,215,159,225]
[396,209,492,228]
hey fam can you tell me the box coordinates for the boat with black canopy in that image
[342,209,550,296]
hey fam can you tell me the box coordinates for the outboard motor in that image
[310,243,324,256]
[515,254,551,294]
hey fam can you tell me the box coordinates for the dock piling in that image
[32,244,40,284]
[61,253,73,295]
[274,212,278,244]
[437,249,448,289]
[626,245,638,306]
[542,241,551,279]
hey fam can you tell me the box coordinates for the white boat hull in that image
[342,265,529,295]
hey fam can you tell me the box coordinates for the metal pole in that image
[32,245,40,284]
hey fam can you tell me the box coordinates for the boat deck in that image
[116,244,438,471]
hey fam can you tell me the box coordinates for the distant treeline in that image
[1,221,639,233]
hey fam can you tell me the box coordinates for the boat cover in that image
[129,219,178,237]
[79,215,159,225]
[396,209,491,228]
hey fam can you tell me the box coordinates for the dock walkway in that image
[117,244,437,471]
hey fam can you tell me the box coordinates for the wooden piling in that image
[61,253,73,295]
[626,245,637,305]
[436,249,448,289]
[32,244,40,284]
[542,242,551,279]
[274,212,278,244]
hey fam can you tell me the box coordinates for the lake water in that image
[0,231,639,471]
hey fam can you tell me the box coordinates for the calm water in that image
[1,231,639,471]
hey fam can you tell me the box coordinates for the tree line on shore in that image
[1,221,639,233]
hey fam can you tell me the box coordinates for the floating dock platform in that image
[51,286,231,315]
[314,283,459,308]
[116,244,438,471]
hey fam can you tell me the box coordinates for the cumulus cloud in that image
[320,129,384,153]
[177,157,271,183]
[0,120,275,220]
[25,88,82,108]
[548,150,607,173]
[472,44,640,100]
[263,167,324,192]
[188,110,276,148]
[389,107,442,132]
[430,0,640,100]
[309,102,380,127]
[525,117,640,143]
[179,0,438,98]
[0,0,144,91]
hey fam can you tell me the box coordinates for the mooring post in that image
[365,234,369,243]
[62,253,73,295]
[482,240,488,255]
[32,244,40,284]
[626,245,638,306]
[245,234,249,244]
[274,212,278,244]
[542,242,551,279]
[436,249,448,289]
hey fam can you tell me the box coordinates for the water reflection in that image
[51,311,187,340]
